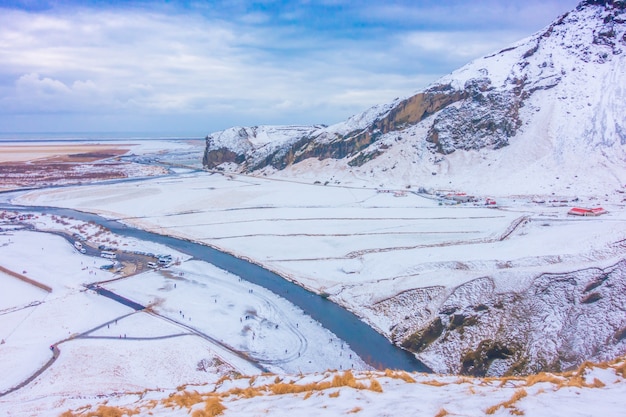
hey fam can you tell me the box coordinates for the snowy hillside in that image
[203,0,626,196]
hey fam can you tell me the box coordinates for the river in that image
[1,195,430,372]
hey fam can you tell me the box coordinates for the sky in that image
[0,0,581,138]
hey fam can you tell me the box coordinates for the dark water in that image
[2,200,430,372]
[87,285,146,311]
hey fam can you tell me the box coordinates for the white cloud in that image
[0,6,424,129]
[0,1,582,134]
[8,73,105,114]
[16,72,70,95]
[398,30,526,62]
[361,0,580,32]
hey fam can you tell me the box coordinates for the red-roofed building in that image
[568,207,608,216]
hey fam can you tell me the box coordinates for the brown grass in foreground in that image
[434,408,449,417]
[267,370,371,395]
[58,356,626,417]
[421,379,449,387]
[162,390,205,409]
[59,405,139,417]
[191,397,227,417]
[485,388,527,415]
[384,369,416,383]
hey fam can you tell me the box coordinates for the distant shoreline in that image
[0,137,204,143]
[0,131,206,141]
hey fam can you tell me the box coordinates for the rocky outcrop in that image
[425,78,522,154]
[202,147,245,169]
[397,260,626,376]
[202,84,467,171]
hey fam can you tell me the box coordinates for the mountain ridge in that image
[203,0,626,196]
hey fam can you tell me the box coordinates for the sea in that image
[0,132,204,143]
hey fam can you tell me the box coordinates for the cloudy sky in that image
[0,0,581,138]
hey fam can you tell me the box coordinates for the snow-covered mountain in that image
[203,0,626,196]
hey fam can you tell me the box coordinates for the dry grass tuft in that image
[328,390,340,398]
[347,407,363,414]
[92,406,125,417]
[421,379,449,387]
[493,375,524,387]
[163,390,204,409]
[524,372,564,387]
[558,361,609,389]
[485,388,527,415]
[303,391,313,400]
[331,370,362,389]
[492,357,626,391]
[270,383,306,395]
[215,375,231,387]
[590,378,606,388]
[434,408,449,417]
[228,387,263,398]
[265,370,377,397]
[369,379,383,393]
[384,369,416,383]
[614,361,626,378]
[191,397,226,417]
[62,405,139,417]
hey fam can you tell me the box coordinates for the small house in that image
[568,207,608,216]
[446,193,475,203]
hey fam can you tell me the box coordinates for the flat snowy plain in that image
[1,139,625,416]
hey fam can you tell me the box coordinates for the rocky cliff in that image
[384,259,626,376]
[204,0,626,181]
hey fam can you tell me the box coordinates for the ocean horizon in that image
[0,132,205,142]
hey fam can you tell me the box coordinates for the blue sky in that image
[0,0,581,137]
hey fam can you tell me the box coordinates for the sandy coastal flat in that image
[0,141,173,192]
[0,143,132,163]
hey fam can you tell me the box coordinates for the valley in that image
[10,165,626,377]
[1,1,625,415]
[1,157,624,415]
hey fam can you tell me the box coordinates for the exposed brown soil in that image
[0,144,132,163]
[0,265,52,293]
[0,161,129,189]
[0,143,164,191]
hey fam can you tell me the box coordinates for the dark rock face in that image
[400,317,444,353]
[296,86,466,166]
[202,85,467,171]
[579,0,626,11]
[371,84,466,134]
[202,146,245,169]
[425,78,522,154]
[398,260,626,376]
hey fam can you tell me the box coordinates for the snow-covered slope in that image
[6,358,626,417]
[202,125,325,171]
[203,0,626,196]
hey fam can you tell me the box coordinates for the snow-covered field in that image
[1,137,624,415]
[14,166,626,374]
[0,204,365,416]
[17,170,625,301]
